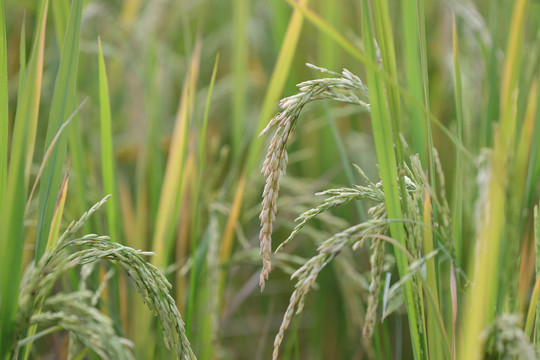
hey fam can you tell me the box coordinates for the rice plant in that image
[13,197,195,359]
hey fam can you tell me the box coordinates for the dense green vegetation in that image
[1,0,540,359]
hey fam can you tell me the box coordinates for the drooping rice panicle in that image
[259,64,370,290]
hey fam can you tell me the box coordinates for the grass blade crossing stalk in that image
[142,40,165,221]
[360,2,422,358]
[533,204,540,344]
[145,40,201,357]
[370,0,410,231]
[511,80,538,226]
[525,273,540,337]
[45,165,69,250]
[16,18,26,126]
[0,0,48,356]
[35,0,83,261]
[97,35,125,330]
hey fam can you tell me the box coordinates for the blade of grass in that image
[401,0,427,161]
[141,39,201,358]
[452,13,464,270]
[199,214,220,360]
[25,98,87,214]
[360,2,422,358]
[98,37,120,245]
[67,106,91,232]
[458,0,529,358]
[34,0,83,261]
[504,67,538,311]
[232,0,248,155]
[403,2,440,282]
[367,13,415,347]
[216,173,246,328]
[151,40,201,267]
[46,163,69,250]
[317,0,338,70]
[0,0,7,207]
[423,194,442,360]
[185,53,219,339]
[483,4,500,149]
[219,173,246,272]
[118,177,135,242]
[0,0,48,355]
[16,17,26,125]
[51,0,69,47]
[176,151,195,318]
[525,274,540,337]
[414,0,439,247]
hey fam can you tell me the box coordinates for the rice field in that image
[1,0,540,359]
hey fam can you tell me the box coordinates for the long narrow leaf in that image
[98,37,120,244]
[151,41,201,267]
[185,53,220,337]
[0,0,48,355]
[35,0,83,261]
[0,0,8,206]
[452,14,464,269]
[361,1,422,358]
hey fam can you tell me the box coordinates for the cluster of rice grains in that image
[258,65,454,359]
[15,197,196,360]
[480,314,537,359]
[258,64,370,290]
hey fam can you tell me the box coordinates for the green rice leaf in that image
[34,0,83,261]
